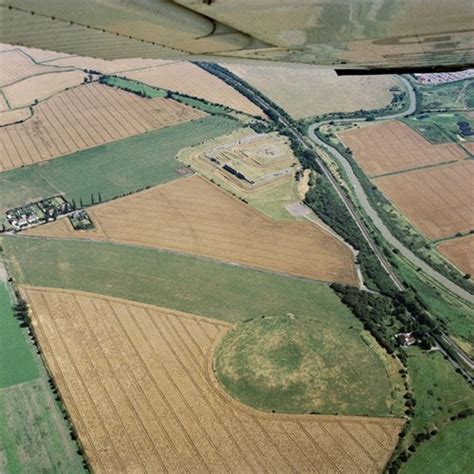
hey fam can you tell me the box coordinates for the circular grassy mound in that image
[214,315,394,415]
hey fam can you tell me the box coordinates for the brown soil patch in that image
[375,161,474,239]
[437,235,474,276]
[3,70,86,108]
[0,83,205,171]
[339,121,467,176]
[124,62,263,116]
[224,64,400,119]
[27,176,358,285]
[23,286,404,473]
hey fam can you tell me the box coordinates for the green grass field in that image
[3,236,355,323]
[395,255,474,357]
[104,75,252,121]
[401,113,473,144]
[0,282,85,472]
[406,348,473,436]
[401,417,473,474]
[103,76,167,98]
[245,178,300,220]
[417,79,474,111]
[0,116,240,212]
[0,284,38,388]
[3,236,402,416]
[0,379,86,473]
[215,315,399,416]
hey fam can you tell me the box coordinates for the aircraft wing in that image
[0,0,472,71]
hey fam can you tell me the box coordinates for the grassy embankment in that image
[389,347,474,472]
[3,236,404,417]
[0,282,85,473]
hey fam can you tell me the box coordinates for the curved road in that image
[307,78,474,304]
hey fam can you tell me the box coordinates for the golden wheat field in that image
[437,235,474,276]
[123,62,263,116]
[0,83,205,171]
[224,64,400,119]
[374,161,474,240]
[27,176,358,285]
[23,286,404,473]
[339,121,467,177]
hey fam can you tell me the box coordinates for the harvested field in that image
[0,94,8,112]
[0,108,31,127]
[465,142,474,154]
[16,45,72,63]
[3,70,86,108]
[224,64,400,119]
[437,235,474,276]
[124,62,263,116]
[0,82,205,171]
[27,176,358,285]
[23,286,403,473]
[375,161,474,239]
[0,49,67,86]
[339,120,467,176]
[48,56,173,74]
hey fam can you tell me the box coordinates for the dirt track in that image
[24,286,404,473]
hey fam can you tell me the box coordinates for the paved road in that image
[307,79,474,305]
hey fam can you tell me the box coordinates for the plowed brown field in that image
[27,176,358,285]
[339,121,467,176]
[437,235,474,276]
[124,62,263,116]
[0,83,205,171]
[375,161,474,239]
[23,286,403,473]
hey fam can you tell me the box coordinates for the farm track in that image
[26,175,359,286]
[23,286,404,473]
[0,82,205,171]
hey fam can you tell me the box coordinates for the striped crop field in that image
[23,286,404,473]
